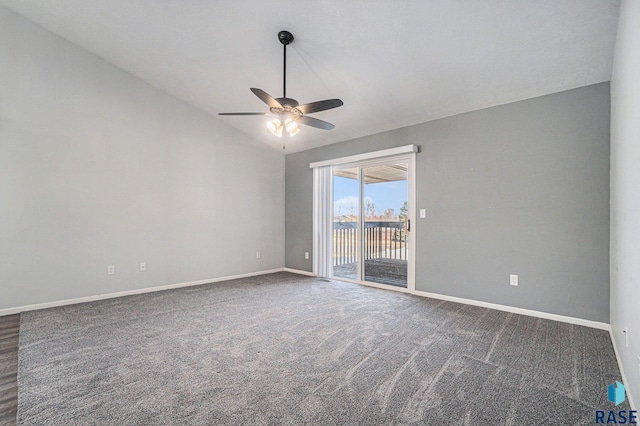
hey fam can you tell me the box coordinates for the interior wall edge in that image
[609,329,637,410]
[282,268,316,277]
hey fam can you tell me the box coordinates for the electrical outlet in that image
[510,274,518,286]
[107,265,115,275]
[305,252,309,260]
[256,251,261,259]
[140,262,146,272]
[420,209,426,218]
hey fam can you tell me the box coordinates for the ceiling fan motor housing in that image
[274,97,299,108]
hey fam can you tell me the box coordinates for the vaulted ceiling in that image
[0,0,620,153]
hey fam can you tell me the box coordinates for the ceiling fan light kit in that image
[266,118,283,137]
[219,30,343,144]
[266,117,300,137]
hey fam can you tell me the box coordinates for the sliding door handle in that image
[407,219,410,232]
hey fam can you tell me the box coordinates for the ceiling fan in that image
[219,30,343,138]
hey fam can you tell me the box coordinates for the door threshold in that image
[330,276,413,294]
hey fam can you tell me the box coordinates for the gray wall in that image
[610,0,640,408]
[286,83,610,323]
[0,6,284,310]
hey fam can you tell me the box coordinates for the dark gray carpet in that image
[334,258,408,287]
[17,272,627,425]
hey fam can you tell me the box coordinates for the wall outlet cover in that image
[510,274,518,286]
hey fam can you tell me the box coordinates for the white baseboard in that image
[413,290,610,330]
[3,267,629,406]
[609,328,637,411]
[0,268,283,317]
[282,268,316,277]
[312,276,608,331]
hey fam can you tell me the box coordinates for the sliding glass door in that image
[331,156,412,290]
[362,163,409,287]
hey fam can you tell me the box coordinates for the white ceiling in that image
[0,0,620,153]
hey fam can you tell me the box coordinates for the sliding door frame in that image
[329,152,416,294]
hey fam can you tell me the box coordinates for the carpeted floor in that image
[334,258,408,287]
[17,272,628,425]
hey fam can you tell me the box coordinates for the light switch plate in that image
[510,274,518,286]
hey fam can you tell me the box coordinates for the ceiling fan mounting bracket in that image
[278,30,294,45]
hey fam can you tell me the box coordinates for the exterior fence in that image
[333,221,407,266]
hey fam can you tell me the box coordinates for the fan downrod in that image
[278,30,294,45]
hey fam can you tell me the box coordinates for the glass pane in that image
[363,163,408,287]
[332,167,359,280]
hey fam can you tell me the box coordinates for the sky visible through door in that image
[334,178,407,220]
